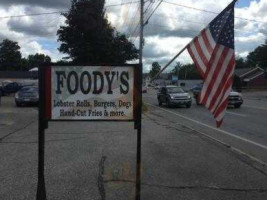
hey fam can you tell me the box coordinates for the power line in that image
[163,0,267,24]
[143,1,154,14]
[0,11,66,19]
[129,0,157,41]
[127,4,141,38]
[130,0,164,43]
[151,14,259,35]
[144,0,163,24]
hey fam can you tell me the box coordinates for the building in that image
[235,67,267,89]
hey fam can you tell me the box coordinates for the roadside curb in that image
[145,103,267,176]
[188,126,267,176]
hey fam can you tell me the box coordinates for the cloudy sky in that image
[0,0,266,72]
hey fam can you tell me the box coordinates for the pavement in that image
[242,91,267,101]
[1,94,267,200]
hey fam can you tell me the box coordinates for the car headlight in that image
[170,95,174,99]
[187,95,191,99]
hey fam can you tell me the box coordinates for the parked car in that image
[0,81,23,96]
[15,86,39,107]
[191,84,203,105]
[192,84,243,108]
[227,90,243,108]
[157,86,192,108]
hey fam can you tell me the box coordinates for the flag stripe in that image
[214,87,231,118]
[198,36,211,60]
[208,53,235,110]
[201,47,230,106]
[214,98,228,124]
[202,29,214,55]
[194,38,209,66]
[190,43,206,73]
[188,45,205,77]
[200,45,224,103]
[211,74,234,114]
[205,28,216,49]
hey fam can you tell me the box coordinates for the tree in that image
[20,58,29,71]
[149,62,161,78]
[235,57,249,69]
[171,63,201,80]
[27,53,51,68]
[56,59,73,65]
[247,40,267,70]
[171,62,183,76]
[0,39,22,71]
[57,0,138,64]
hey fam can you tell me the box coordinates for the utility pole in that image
[139,0,144,65]
[135,1,144,200]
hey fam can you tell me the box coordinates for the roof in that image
[234,67,255,76]
[235,67,264,80]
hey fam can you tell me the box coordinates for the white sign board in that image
[48,66,135,120]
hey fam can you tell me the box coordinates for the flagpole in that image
[151,45,188,81]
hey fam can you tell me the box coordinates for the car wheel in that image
[234,104,241,108]
[16,102,21,107]
[186,103,191,108]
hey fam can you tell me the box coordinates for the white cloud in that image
[0,0,266,68]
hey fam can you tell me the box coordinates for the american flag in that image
[187,0,236,127]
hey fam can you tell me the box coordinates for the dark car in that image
[0,81,23,96]
[15,86,39,107]
[157,86,192,108]
[193,84,243,108]
[191,84,203,105]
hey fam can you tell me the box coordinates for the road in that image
[143,89,267,164]
[1,94,267,200]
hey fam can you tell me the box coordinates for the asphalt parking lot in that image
[1,92,267,200]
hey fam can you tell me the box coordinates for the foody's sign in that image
[42,65,140,121]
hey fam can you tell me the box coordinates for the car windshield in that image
[20,87,38,93]
[167,87,184,93]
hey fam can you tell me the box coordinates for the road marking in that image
[243,105,267,111]
[146,103,267,150]
[226,111,247,117]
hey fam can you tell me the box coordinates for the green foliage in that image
[0,40,51,71]
[235,57,250,69]
[55,59,73,65]
[171,62,182,75]
[27,53,51,68]
[0,39,22,71]
[171,62,201,80]
[57,0,138,64]
[149,62,161,78]
[247,40,267,69]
